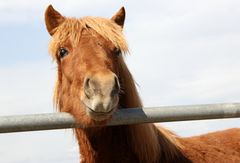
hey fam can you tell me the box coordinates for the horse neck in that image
[117,58,190,163]
[117,57,160,162]
[75,57,190,163]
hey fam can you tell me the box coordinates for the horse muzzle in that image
[82,72,120,121]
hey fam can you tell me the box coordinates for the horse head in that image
[45,5,128,125]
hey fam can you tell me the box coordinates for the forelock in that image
[48,17,129,59]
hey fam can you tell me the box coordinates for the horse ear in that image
[45,5,65,35]
[111,7,125,28]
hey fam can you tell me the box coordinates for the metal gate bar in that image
[0,103,239,133]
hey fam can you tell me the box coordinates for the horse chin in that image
[85,106,116,122]
[81,95,119,123]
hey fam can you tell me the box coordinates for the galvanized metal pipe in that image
[0,103,240,133]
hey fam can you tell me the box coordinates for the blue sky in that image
[0,0,240,162]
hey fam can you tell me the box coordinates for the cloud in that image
[0,61,78,163]
[0,130,78,163]
[0,0,125,23]
[0,60,55,115]
[160,118,240,137]
[122,0,240,106]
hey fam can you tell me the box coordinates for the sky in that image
[0,0,240,162]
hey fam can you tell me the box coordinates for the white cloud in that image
[0,60,55,115]
[0,130,78,163]
[123,0,240,106]
[0,0,125,23]
[174,64,240,101]
[160,118,240,137]
[0,61,79,163]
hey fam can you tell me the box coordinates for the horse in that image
[44,5,240,163]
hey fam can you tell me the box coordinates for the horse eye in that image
[114,48,121,56]
[97,42,103,47]
[59,47,69,58]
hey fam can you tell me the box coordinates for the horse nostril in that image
[84,75,119,98]
[84,78,90,88]
[84,77,101,98]
[84,77,93,99]
[112,76,120,96]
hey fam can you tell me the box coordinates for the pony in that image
[44,5,240,163]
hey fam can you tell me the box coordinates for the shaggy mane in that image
[49,17,129,59]
[117,57,185,162]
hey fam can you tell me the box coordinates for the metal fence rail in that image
[0,103,240,133]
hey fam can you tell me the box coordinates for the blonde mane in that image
[49,17,129,59]
[117,57,185,162]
